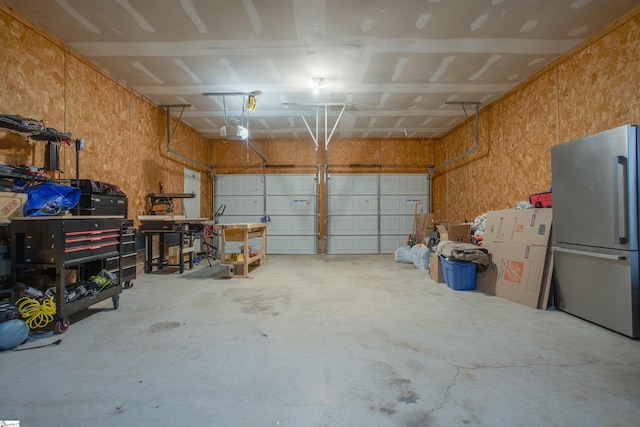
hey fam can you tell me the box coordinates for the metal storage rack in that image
[10,216,123,333]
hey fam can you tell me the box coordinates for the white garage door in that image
[215,174,317,255]
[327,174,430,254]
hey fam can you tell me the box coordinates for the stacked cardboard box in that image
[429,222,471,284]
[415,213,435,244]
[429,252,444,283]
[436,223,471,243]
[476,209,553,309]
[0,192,27,224]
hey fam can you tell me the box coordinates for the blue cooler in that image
[439,256,477,290]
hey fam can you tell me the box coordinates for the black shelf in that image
[59,285,121,318]
[0,168,53,190]
[11,217,124,333]
[0,115,72,143]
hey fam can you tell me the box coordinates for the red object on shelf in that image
[529,192,552,208]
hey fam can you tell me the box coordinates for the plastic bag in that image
[24,182,81,216]
[394,246,413,264]
[411,243,430,270]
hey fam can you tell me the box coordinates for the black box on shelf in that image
[71,179,128,217]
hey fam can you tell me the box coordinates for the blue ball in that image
[0,319,30,350]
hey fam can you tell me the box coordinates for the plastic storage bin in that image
[439,256,477,290]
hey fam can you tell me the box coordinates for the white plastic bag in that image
[411,243,430,270]
[394,246,413,264]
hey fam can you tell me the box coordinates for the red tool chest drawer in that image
[12,217,122,265]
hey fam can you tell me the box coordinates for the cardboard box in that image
[168,246,180,265]
[415,213,435,244]
[0,192,27,224]
[483,208,552,247]
[436,223,471,243]
[476,242,553,309]
[478,208,554,309]
[429,252,444,283]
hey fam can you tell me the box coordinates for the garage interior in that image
[1,1,640,426]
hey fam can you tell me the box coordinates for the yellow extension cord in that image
[16,296,57,329]
[245,94,257,112]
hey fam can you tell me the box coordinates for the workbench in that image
[139,216,206,274]
[214,223,268,278]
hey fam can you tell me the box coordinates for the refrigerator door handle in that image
[552,246,627,261]
[614,155,629,244]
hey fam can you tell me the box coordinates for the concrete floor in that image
[2,254,640,427]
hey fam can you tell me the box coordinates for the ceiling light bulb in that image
[309,77,324,95]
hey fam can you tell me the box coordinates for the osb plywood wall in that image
[434,9,640,224]
[0,9,65,169]
[213,137,436,173]
[557,14,640,141]
[0,5,212,222]
[213,138,319,174]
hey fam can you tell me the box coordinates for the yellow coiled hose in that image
[245,94,257,112]
[16,296,56,329]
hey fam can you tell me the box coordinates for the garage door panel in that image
[328,235,378,254]
[216,175,264,195]
[266,174,316,195]
[381,236,412,254]
[267,236,315,254]
[267,215,315,235]
[327,173,430,255]
[380,215,414,234]
[380,196,426,214]
[216,174,317,255]
[329,216,377,235]
[267,196,316,214]
[329,195,378,214]
[328,174,378,194]
[380,174,428,194]
[217,196,264,215]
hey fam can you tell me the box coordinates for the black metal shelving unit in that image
[10,216,124,333]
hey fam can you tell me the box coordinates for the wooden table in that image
[214,223,267,278]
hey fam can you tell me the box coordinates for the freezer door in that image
[551,125,638,250]
[553,244,640,338]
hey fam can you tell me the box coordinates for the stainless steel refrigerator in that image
[551,124,640,338]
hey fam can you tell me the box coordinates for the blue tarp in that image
[23,182,80,216]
